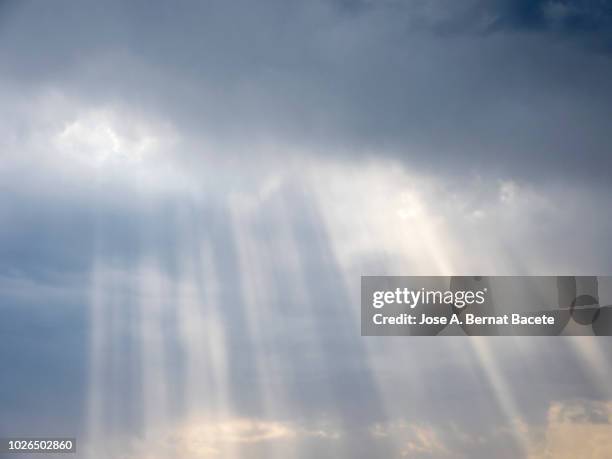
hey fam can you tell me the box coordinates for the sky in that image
[1,1,612,458]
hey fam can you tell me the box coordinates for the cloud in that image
[368,417,524,459]
[369,400,612,459]
[2,2,612,458]
[370,421,452,457]
[491,0,612,36]
[88,416,340,459]
[305,159,612,274]
[2,0,612,183]
[527,400,612,459]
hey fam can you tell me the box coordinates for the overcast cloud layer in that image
[2,0,612,180]
[1,1,612,458]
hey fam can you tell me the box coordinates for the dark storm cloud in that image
[1,0,611,182]
[491,0,612,34]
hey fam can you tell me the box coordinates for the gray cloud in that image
[1,0,611,182]
[2,2,612,458]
